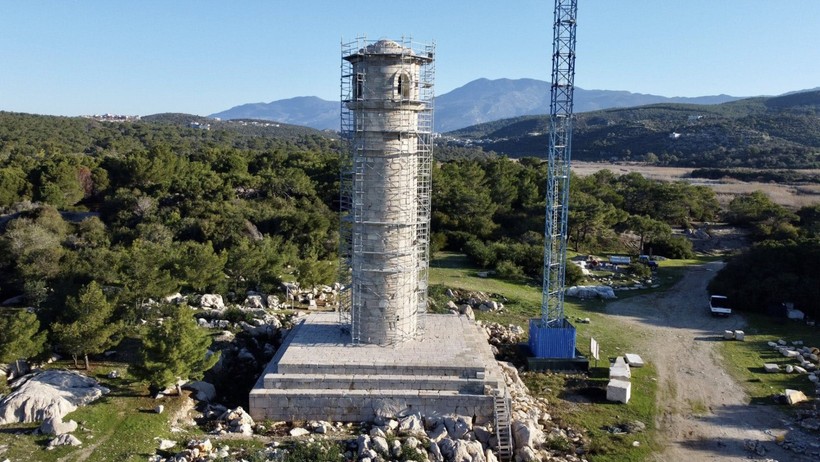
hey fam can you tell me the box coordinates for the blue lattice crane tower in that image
[529,0,579,359]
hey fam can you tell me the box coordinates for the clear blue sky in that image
[2,1,819,117]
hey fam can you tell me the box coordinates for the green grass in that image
[718,313,820,403]
[429,252,542,327]
[429,251,662,461]
[0,362,223,462]
[0,362,204,462]
[523,366,659,462]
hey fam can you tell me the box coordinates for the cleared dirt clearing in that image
[603,261,816,461]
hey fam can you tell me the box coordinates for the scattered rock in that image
[217,406,255,435]
[47,433,81,450]
[512,419,545,449]
[200,294,225,311]
[763,363,781,373]
[566,285,617,299]
[158,439,177,450]
[183,381,216,403]
[371,435,389,455]
[785,389,809,405]
[0,370,109,424]
[624,420,647,433]
[397,413,425,437]
[38,416,78,435]
[289,427,310,437]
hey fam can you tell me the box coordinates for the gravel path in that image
[604,261,816,461]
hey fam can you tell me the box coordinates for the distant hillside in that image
[434,78,740,132]
[208,78,742,132]
[209,97,339,131]
[444,90,820,169]
[142,112,333,139]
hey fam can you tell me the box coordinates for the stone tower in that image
[250,38,504,425]
[339,39,434,345]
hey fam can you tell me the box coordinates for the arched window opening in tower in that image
[397,73,411,100]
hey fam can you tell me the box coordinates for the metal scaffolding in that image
[541,0,577,327]
[339,37,435,345]
[529,0,578,360]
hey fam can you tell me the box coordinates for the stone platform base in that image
[250,312,502,422]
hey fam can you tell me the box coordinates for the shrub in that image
[223,306,255,325]
[495,260,525,280]
[650,235,694,259]
[565,260,585,286]
[430,232,448,255]
[463,238,495,268]
[627,262,652,279]
[283,441,344,462]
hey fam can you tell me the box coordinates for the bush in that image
[283,441,344,462]
[627,262,652,279]
[463,238,495,268]
[650,235,694,259]
[565,260,585,286]
[223,306,255,324]
[495,260,525,280]
[430,232,448,255]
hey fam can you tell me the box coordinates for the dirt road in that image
[604,261,816,461]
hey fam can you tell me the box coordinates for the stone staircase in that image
[250,313,506,423]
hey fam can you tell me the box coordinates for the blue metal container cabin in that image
[528,318,576,358]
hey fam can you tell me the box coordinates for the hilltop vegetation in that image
[1,110,817,322]
[0,112,341,359]
[0,109,818,461]
[445,90,820,168]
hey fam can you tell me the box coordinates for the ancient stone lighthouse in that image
[250,38,504,424]
[340,38,434,345]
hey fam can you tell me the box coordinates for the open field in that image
[572,162,820,208]
[430,253,820,461]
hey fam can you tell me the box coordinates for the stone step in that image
[249,387,495,422]
[262,373,488,393]
[276,362,485,378]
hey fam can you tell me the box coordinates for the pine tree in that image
[51,281,121,369]
[132,305,220,393]
[0,310,47,373]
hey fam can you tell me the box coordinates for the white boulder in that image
[38,416,78,435]
[200,294,225,311]
[0,370,109,424]
[183,381,217,402]
[566,285,616,299]
[47,433,82,449]
[763,363,781,373]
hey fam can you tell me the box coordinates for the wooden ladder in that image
[494,389,513,461]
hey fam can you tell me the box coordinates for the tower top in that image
[343,38,433,63]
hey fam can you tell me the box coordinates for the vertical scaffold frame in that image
[531,0,578,359]
[338,37,435,345]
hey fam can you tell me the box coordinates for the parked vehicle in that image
[709,295,731,316]
[638,255,658,270]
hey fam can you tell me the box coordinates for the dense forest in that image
[0,110,818,382]
[445,90,820,169]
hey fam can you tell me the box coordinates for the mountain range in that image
[209,78,743,132]
[444,89,820,168]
